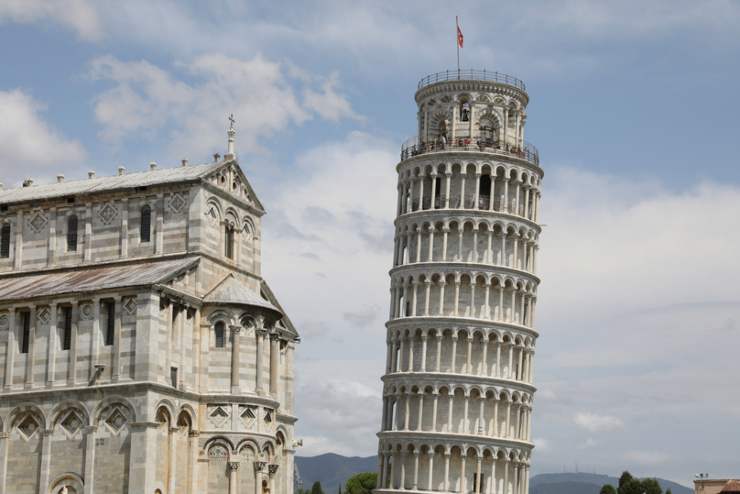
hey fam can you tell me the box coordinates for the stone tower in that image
[377,70,543,494]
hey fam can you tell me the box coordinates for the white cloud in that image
[89,54,357,158]
[303,72,360,122]
[0,89,86,185]
[624,450,671,466]
[574,412,624,433]
[0,0,101,40]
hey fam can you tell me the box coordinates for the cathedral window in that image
[140,205,151,243]
[0,223,10,258]
[19,310,30,354]
[225,223,235,259]
[214,321,226,348]
[61,306,72,350]
[67,215,78,251]
[103,300,115,346]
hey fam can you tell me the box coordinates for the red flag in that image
[456,18,464,48]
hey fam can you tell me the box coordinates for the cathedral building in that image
[0,125,299,494]
[377,70,543,494]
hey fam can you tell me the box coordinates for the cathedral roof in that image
[0,256,198,302]
[0,163,220,205]
[203,273,281,314]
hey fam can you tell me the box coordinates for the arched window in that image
[140,205,151,243]
[0,223,10,258]
[67,215,78,251]
[214,321,225,348]
[460,99,471,122]
[224,224,235,259]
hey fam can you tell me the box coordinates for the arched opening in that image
[214,321,226,348]
[67,215,78,251]
[224,223,235,259]
[140,205,152,243]
[479,174,492,209]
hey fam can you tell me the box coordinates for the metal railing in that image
[400,136,540,167]
[417,69,526,91]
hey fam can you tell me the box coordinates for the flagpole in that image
[456,16,460,78]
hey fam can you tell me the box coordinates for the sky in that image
[1,0,740,486]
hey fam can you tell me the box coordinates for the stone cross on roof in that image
[227,113,236,157]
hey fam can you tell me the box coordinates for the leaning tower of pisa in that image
[377,70,543,494]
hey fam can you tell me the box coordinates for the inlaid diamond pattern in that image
[168,193,186,213]
[98,202,118,225]
[123,297,137,315]
[17,414,39,439]
[37,307,50,324]
[28,211,48,233]
[60,411,82,436]
[105,408,127,432]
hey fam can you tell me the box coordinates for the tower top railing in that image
[400,136,540,167]
[417,69,526,92]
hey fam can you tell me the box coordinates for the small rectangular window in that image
[104,300,115,346]
[0,223,10,258]
[19,310,30,354]
[61,306,72,351]
[140,206,151,243]
[170,367,178,387]
[67,215,78,252]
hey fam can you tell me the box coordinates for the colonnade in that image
[385,329,534,383]
[381,387,532,441]
[397,164,541,224]
[390,274,536,328]
[393,221,538,272]
[378,445,530,494]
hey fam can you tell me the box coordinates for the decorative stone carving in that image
[207,405,230,428]
[0,313,8,329]
[268,464,279,475]
[167,193,186,214]
[27,210,48,234]
[209,445,229,458]
[227,461,240,472]
[59,410,83,436]
[98,202,119,225]
[104,407,128,433]
[80,303,93,320]
[122,296,137,315]
[254,461,267,472]
[16,414,40,439]
[37,306,50,324]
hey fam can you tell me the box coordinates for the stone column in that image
[432,393,439,431]
[444,171,452,209]
[0,432,8,494]
[25,305,36,389]
[68,302,78,385]
[46,303,57,386]
[168,427,178,494]
[420,333,428,372]
[38,428,53,493]
[89,297,101,381]
[412,451,420,490]
[231,326,241,394]
[83,425,97,494]
[47,207,56,266]
[3,308,14,390]
[435,333,443,372]
[83,203,92,263]
[121,197,129,257]
[228,461,239,494]
[189,431,200,494]
[112,296,122,382]
[255,329,265,394]
[127,422,159,494]
[443,452,451,492]
[155,193,164,255]
[13,210,23,269]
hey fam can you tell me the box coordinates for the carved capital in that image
[228,461,240,472]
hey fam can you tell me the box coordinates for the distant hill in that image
[531,473,692,494]
[295,455,692,494]
[295,453,377,493]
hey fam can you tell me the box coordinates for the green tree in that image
[641,478,662,494]
[618,471,634,491]
[345,472,378,494]
[666,490,672,494]
[310,481,325,494]
[600,485,617,494]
